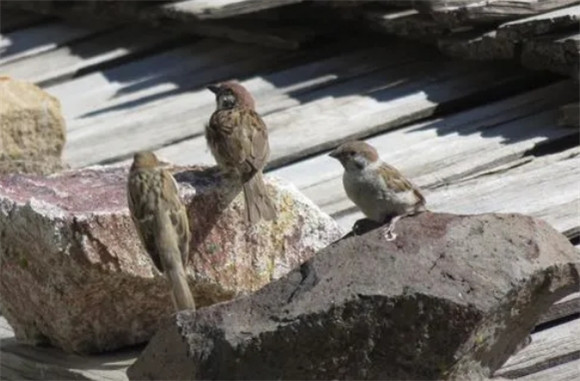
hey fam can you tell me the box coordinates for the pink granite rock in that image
[0,164,342,353]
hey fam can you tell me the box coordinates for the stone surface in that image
[0,77,66,175]
[127,212,580,380]
[0,164,342,353]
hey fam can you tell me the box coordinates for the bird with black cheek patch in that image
[206,81,276,224]
[329,141,427,240]
[127,151,195,311]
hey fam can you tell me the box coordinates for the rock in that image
[127,212,580,380]
[0,164,342,353]
[0,77,66,175]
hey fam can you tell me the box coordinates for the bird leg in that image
[381,215,402,241]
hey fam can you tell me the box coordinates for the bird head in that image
[207,81,256,111]
[329,141,379,171]
[131,151,160,170]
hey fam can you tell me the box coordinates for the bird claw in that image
[381,215,401,241]
[381,225,397,241]
[384,230,397,241]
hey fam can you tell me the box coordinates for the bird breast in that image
[342,167,406,222]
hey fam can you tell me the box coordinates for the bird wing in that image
[127,171,163,271]
[241,109,270,177]
[208,108,270,180]
[160,169,191,267]
[379,162,426,206]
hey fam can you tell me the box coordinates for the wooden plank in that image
[59,43,412,122]
[558,103,580,128]
[0,316,136,381]
[514,357,580,381]
[47,38,259,120]
[157,59,544,172]
[495,318,580,378]
[497,5,580,41]
[63,43,428,166]
[0,26,181,87]
[336,140,580,231]
[148,18,322,50]
[0,9,48,33]
[418,147,580,231]
[330,121,579,230]
[268,80,576,213]
[0,21,107,66]
[438,30,516,61]
[431,0,580,26]
[537,292,580,326]
[158,0,304,20]
[2,0,318,50]
[521,31,580,78]
[363,9,448,43]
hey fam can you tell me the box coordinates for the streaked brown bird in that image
[127,151,195,311]
[329,141,427,240]
[206,81,276,224]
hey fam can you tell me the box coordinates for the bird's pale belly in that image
[343,171,402,222]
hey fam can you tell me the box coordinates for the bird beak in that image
[328,149,339,159]
[207,84,220,94]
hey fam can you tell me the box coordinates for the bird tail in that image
[243,171,277,224]
[165,265,196,312]
[155,212,196,312]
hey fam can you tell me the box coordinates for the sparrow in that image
[127,151,195,311]
[329,141,427,241]
[205,81,276,224]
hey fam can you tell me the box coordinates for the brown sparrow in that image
[329,141,426,240]
[206,81,276,224]
[127,151,195,311]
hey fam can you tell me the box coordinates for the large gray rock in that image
[0,164,342,353]
[127,212,579,380]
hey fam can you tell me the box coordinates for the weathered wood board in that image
[0,27,180,87]
[157,0,304,20]
[65,45,436,166]
[0,315,137,381]
[521,31,580,77]
[537,292,580,326]
[363,9,448,42]
[269,81,577,216]
[497,5,580,40]
[156,60,540,171]
[47,39,264,119]
[0,21,107,66]
[431,0,580,25]
[438,30,516,61]
[513,358,580,381]
[0,9,47,33]
[558,103,580,128]
[495,318,580,378]
[336,145,580,233]
[1,0,315,49]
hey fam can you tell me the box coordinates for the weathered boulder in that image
[0,164,342,353]
[127,212,580,380]
[0,77,66,175]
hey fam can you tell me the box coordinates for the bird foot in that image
[381,215,402,241]
[381,225,397,241]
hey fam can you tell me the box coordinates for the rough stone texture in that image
[0,77,66,175]
[127,212,580,380]
[0,164,342,353]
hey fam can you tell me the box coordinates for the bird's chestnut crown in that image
[207,81,256,110]
[132,151,160,169]
[329,141,379,171]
